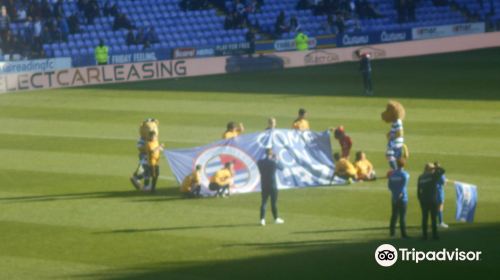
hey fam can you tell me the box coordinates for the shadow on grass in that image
[79,222,500,279]
[0,186,184,203]
[78,48,500,101]
[291,225,419,235]
[95,223,257,235]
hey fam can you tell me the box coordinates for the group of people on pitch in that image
[180,108,376,197]
[388,159,448,240]
[178,108,379,226]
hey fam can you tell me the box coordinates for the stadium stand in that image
[0,0,498,63]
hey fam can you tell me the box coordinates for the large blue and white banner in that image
[455,181,478,223]
[165,129,338,196]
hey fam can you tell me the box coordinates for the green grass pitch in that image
[0,48,499,279]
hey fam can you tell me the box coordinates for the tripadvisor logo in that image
[375,244,482,267]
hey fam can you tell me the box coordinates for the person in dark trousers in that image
[388,158,410,238]
[357,50,373,95]
[418,162,446,240]
[258,148,284,226]
[245,29,255,57]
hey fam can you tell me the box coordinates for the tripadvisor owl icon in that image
[375,244,398,267]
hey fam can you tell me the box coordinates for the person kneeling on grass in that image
[209,162,234,197]
[354,151,376,181]
[333,153,358,182]
[143,130,164,192]
[180,165,202,198]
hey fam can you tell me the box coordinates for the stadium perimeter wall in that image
[1,32,499,94]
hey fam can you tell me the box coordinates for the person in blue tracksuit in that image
[418,162,446,240]
[258,148,284,226]
[435,162,448,228]
[388,158,410,238]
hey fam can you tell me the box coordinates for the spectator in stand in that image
[224,12,236,29]
[236,0,246,16]
[234,10,245,27]
[27,1,41,20]
[57,16,69,41]
[49,19,63,42]
[358,0,384,19]
[295,28,309,50]
[126,29,136,46]
[53,0,64,19]
[0,5,10,38]
[4,0,16,19]
[84,0,100,24]
[136,27,145,45]
[40,0,52,19]
[246,0,260,13]
[245,29,255,56]
[146,26,160,44]
[21,17,33,45]
[289,15,301,32]
[297,0,311,10]
[103,1,119,17]
[407,0,416,21]
[33,16,42,43]
[335,13,346,34]
[16,2,28,22]
[113,12,134,31]
[2,29,13,54]
[77,0,86,11]
[395,0,408,23]
[40,26,52,44]
[275,10,288,36]
[68,12,80,34]
[143,40,151,51]
[95,39,109,65]
[323,14,334,34]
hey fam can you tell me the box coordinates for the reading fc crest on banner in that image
[195,145,260,194]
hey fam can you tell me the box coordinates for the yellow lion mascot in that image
[381,101,409,170]
[130,118,159,190]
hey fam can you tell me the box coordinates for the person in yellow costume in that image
[130,118,159,190]
[354,151,376,181]
[209,162,234,197]
[334,153,357,181]
[222,121,245,139]
[143,130,164,192]
[180,165,202,198]
[292,108,309,131]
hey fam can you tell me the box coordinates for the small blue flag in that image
[455,181,478,223]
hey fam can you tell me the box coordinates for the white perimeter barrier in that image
[1,32,499,93]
